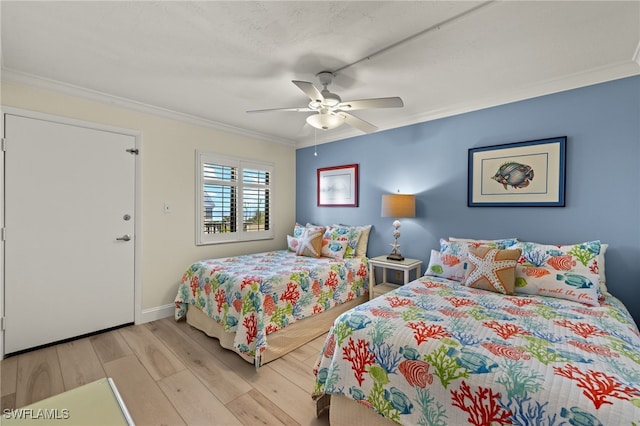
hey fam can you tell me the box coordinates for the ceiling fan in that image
[247,71,404,133]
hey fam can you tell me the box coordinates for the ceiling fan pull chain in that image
[314,129,318,157]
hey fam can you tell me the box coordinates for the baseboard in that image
[139,303,174,324]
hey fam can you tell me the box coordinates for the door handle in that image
[116,234,131,242]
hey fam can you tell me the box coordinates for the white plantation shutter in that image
[196,152,273,245]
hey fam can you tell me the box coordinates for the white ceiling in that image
[2,1,639,148]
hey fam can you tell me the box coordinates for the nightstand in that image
[368,255,423,300]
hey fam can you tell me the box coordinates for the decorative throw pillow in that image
[288,227,325,258]
[293,222,306,238]
[321,239,349,259]
[305,223,327,235]
[323,225,362,259]
[597,243,608,293]
[512,240,602,306]
[463,246,522,295]
[437,239,515,282]
[449,237,519,248]
[287,235,299,252]
[353,225,373,257]
[424,249,469,282]
[437,239,474,280]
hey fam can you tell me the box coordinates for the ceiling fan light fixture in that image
[306,113,344,130]
[250,71,403,134]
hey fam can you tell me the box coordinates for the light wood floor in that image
[0,318,331,425]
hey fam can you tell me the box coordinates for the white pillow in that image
[321,239,349,259]
[354,225,372,257]
[512,240,602,306]
[424,249,468,282]
[597,243,608,293]
[323,225,361,259]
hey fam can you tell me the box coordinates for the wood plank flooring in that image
[0,318,331,426]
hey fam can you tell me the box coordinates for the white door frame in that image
[0,106,143,359]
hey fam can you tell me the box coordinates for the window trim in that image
[196,151,274,245]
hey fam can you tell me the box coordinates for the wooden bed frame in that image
[185,293,368,366]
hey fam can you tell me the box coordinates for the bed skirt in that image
[185,293,367,366]
[328,395,395,426]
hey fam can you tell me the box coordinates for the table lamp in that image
[381,193,416,261]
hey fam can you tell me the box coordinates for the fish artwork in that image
[345,313,372,330]
[429,265,444,275]
[560,406,603,426]
[440,253,461,267]
[556,273,594,289]
[447,347,498,374]
[515,277,528,288]
[521,267,551,278]
[547,255,576,271]
[492,162,534,190]
[325,241,344,253]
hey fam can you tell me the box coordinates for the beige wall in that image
[1,81,296,315]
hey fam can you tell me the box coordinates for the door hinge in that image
[126,148,139,155]
[1,138,6,152]
[1,317,5,332]
[1,228,5,241]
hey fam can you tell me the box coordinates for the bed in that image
[174,223,371,367]
[313,238,640,425]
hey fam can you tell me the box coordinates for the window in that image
[196,151,273,245]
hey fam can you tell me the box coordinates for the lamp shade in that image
[306,113,345,130]
[381,194,416,218]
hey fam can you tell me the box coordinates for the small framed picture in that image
[317,164,359,207]
[468,136,567,207]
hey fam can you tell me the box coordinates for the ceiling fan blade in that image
[337,112,378,133]
[337,97,404,111]
[292,80,324,103]
[247,106,313,113]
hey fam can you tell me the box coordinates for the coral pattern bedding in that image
[313,276,640,425]
[175,250,368,365]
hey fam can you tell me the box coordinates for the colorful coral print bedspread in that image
[313,276,640,425]
[175,250,368,365]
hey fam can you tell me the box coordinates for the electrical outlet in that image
[395,271,403,281]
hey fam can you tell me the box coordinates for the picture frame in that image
[317,163,359,207]
[468,136,566,207]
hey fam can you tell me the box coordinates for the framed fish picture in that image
[468,136,566,207]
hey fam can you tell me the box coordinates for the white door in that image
[4,114,136,354]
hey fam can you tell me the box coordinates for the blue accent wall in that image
[296,75,640,325]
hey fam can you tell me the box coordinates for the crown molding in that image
[1,68,298,147]
[397,60,640,128]
[4,61,638,151]
[297,60,640,149]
